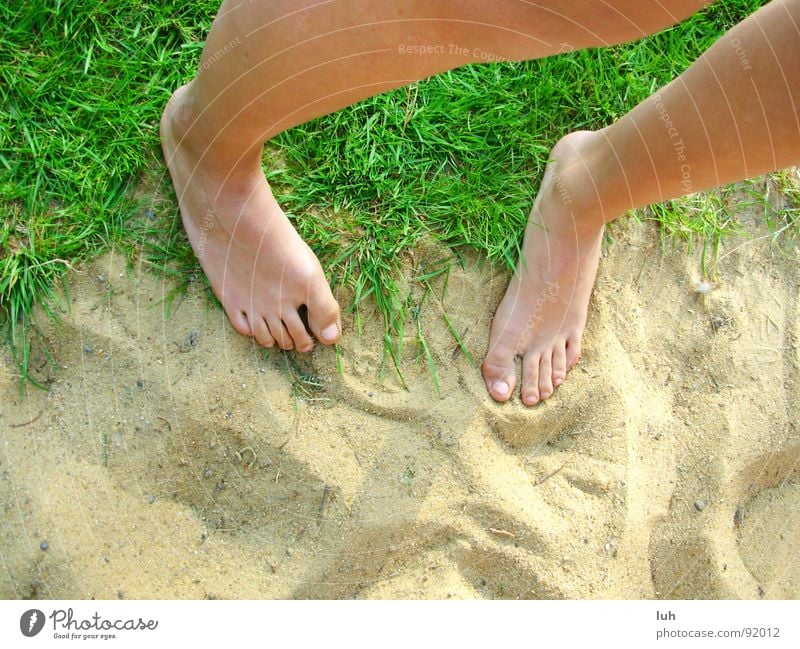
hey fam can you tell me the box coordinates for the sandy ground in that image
[1,183,798,600]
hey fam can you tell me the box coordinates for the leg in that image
[483,0,800,404]
[162,0,709,351]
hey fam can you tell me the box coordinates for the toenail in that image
[554,377,563,386]
[540,390,551,399]
[524,394,538,405]
[493,380,509,396]
[321,324,338,342]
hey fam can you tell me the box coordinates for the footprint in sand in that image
[2,205,798,600]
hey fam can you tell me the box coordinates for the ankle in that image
[546,129,629,230]
[166,83,263,186]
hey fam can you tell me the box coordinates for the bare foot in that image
[482,131,606,405]
[160,85,340,351]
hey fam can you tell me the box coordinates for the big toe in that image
[482,350,516,402]
[307,280,341,345]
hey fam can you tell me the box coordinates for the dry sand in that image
[1,182,798,600]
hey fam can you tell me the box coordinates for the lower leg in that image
[163,0,708,351]
[188,0,711,159]
[567,0,800,222]
[484,0,800,404]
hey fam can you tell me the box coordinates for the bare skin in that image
[483,131,604,404]
[161,85,340,350]
[483,0,800,403]
[163,0,799,403]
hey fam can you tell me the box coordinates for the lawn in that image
[1,0,792,386]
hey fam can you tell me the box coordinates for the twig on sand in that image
[9,411,43,428]
[534,463,566,486]
[278,412,301,450]
[488,527,515,539]
[235,446,257,470]
[317,484,333,526]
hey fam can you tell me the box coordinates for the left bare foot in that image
[482,130,606,405]
[160,84,341,352]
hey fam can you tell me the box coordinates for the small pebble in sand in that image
[695,279,713,294]
[83,345,94,354]
[203,468,213,479]
[710,315,728,332]
[603,542,617,557]
[178,331,200,352]
[39,540,48,551]
[148,495,156,504]
[694,500,707,512]
[136,379,144,389]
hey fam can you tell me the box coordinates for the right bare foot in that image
[482,130,608,405]
[160,85,341,351]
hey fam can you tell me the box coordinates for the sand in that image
[1,181,798,600]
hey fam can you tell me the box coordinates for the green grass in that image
[1,0,789,388]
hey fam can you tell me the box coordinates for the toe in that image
[521,352,540,406]
[228,309,252,337]
[483,368,515,401]
[267,317,294,350]
[307,280,341,345]
[481,350,516,402]
[538,351,554,400]
[252,317,275,348]
[552,339,567,387]
[283,311,314,352]
[566,337,582,369]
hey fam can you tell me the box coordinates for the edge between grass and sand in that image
[2,0,796,393]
